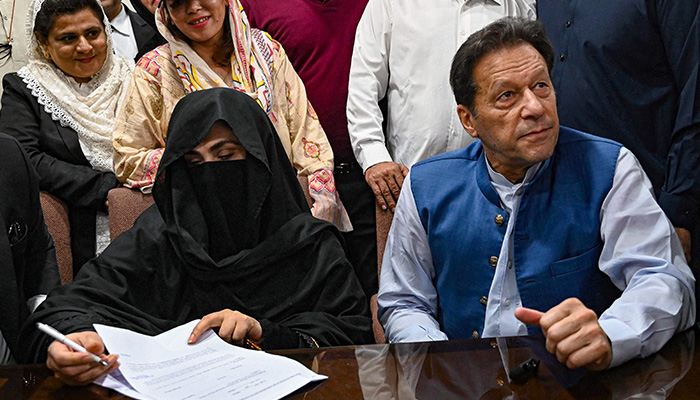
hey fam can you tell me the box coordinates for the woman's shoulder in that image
[0,134,34,205]
[250,29,290,80]
[97,205,170,266]
[0,71,38,111]
[2,71,30,93]
[2,71,22,83]
[251,28,285,59]
[134,44,174,78]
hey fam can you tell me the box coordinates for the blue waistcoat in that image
[411,127,623,338]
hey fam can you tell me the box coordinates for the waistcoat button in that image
[495,214,504,226]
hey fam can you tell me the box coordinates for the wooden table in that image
[2,328,699,399]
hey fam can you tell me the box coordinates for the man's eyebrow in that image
[485,79,513,95]
[488,67,550,92]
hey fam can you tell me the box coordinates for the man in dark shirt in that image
[537,1,700,271]
[239,0,377,300]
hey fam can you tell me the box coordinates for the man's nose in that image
[521,89,546,119]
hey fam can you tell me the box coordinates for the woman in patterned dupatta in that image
[112,0,351,231]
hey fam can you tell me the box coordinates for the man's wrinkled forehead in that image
[474,44,551,95]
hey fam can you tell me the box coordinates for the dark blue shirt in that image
[538,0,700,229]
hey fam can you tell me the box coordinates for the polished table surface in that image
[1,328,698,399]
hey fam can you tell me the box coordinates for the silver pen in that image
[36,322,109,366]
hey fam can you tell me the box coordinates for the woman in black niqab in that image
[155,87,311,264]
[19,88,373,373]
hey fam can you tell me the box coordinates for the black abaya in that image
[19,88,372,363]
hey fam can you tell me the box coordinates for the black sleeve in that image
[16,138,62,298]
[0,74,119,211]
[260,229,374,350]
[258,319,305,349]
[0,134,60,359]
[656,0,700,228]
[0,134,60,299]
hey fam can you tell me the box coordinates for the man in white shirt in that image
[346,0,536,212]
[101,0,163,62]
[377,18,695,370]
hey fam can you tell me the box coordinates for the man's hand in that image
[365,161,409,212]
[189,309,263,347]
[675,227,692,264]
[515,298,612,371]
[46,331,119,386]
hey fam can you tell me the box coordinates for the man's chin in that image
[523,143,557,166]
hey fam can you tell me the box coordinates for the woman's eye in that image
[184,156,202,166]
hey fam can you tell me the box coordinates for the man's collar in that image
[463,0,502,6]
[485,158,543,189]
[110,6,130,36]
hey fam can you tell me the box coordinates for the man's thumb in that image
[514,307,544,326]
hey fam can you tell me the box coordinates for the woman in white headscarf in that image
[112,0,351,231]
[0,0,133,274]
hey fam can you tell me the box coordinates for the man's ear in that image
[457,104,478,139]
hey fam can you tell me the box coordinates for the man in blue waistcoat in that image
[377,17,696,370]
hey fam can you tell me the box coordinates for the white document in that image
[96,369,154,400]
[93,320,327,400]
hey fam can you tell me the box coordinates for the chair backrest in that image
[39,192,72,284]
[108,188,155,240]
[371,203,394,344]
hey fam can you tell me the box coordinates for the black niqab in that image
[154,88,309,268]
[187,160,249,261]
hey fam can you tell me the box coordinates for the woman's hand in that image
[46,331,119,386]
[189,309,263,347]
